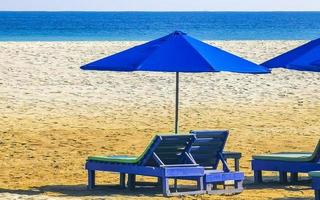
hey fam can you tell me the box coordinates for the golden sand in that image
[1,41,320,199]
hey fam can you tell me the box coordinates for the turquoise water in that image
[0,11,319,41]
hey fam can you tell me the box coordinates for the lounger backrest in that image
[311,140,320,162]
[140,134,196,166]
[190,130,228,169]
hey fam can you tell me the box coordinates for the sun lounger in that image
[189,130,244,194]
[309,171,320,200]
[252,140,320,183]
[85,134,205,196]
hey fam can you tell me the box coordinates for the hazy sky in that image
[1,0,320,11]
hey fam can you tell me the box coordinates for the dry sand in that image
[1,40,320,199]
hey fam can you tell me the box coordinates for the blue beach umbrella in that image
[81,31,269,133]
[261,38,320,72]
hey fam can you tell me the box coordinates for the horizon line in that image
[1,10,320,12]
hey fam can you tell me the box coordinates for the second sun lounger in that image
[252,140,320,183]
[85,134,205,196]
[190,130,245,194]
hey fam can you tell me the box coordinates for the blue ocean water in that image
[0,11,319,41]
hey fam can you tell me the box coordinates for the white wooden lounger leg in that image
[162,177,170,196]
[197,177,204,191]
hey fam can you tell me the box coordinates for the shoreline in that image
[0,39,309,42]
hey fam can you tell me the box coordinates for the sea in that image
[0,11,319,41]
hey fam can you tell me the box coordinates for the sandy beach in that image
[1,40,320,199]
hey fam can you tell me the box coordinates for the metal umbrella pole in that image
[174,72,179,190]
[174,72,179,134]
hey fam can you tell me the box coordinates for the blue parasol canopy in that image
[81,31,269,73]
[261,38,320,72]
[81,31,269,133]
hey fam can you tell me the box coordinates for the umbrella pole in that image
[174,72,179,191]
[175,72,179,134]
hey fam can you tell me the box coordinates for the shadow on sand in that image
[244,176,312,190]
[243,176,313,200]
[0,176,314,198]
[0,184,164,198]
[273,198,313,200]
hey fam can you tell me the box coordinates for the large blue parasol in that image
[81,31,269,133]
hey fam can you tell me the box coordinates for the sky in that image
[1,0,320,11]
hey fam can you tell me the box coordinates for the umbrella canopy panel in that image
[261,38,320,72]
[81,31,269,73]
